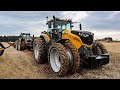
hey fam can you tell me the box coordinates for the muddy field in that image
[0,42,120,79]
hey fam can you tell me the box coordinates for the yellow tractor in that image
[15,33,34,51]
[33,16,109,76]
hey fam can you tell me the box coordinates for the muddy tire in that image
[0,43,5,56]
[92,42,101,55]
[15,40,18,50]
[64,42,80,74]
[92,42,108,54]
[91,42,108,68]
[28,47,31,51]
[49,43,69,76]
[96,42,108,54]
[33,38,47,64]
[18,41,23,51]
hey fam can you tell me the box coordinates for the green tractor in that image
[15,33,34,51]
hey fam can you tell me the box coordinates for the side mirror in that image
[79,24,82,30]
[48,22,51,28]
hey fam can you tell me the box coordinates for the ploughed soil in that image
[0,42,120,79]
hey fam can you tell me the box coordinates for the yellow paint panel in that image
[62,30,93,49]
[0,48,4,51]
[42,34,50,42]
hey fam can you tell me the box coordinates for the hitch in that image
[0,42,14,56]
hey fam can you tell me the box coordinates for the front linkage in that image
[78,42,109,68]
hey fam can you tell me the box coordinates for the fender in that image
[56,39,69,44]
[40,34,50,42]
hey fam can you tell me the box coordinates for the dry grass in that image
[0,42,120,79]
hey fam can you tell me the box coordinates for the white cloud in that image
[61,11,87,22]
[0,11,120,41]
[92,30,120,40]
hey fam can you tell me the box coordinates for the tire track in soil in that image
[0,42,120,79]
[0,42,83,79]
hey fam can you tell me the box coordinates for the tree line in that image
[0,36,20,42]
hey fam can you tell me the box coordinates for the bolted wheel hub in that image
[34,42,39,61]
[50,48,61,72]
[66,48,73,68]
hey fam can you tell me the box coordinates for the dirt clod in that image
[0,42,120,79]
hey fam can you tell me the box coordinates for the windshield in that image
[47,21,72,32]
[71,22,80,30]
[22,35,30,39]
[56,21,71,30]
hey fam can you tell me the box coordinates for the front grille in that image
[80,35,93,45]
[71,31,93,45]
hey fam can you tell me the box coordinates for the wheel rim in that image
[34,42,39,61]
[50,48,61,72]
[18,42,20,50]
[66,48,73,68]
[15,42,17,50]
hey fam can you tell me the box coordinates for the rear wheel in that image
[49,43,69,76]
[18,41,23,51]
[33,38,47,64]
[64,42,80,74]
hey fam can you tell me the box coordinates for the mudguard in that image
[40,34,50,42]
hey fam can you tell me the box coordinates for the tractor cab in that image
[20,33,31,40]
[47,17,72,32]
[46,16,74,43]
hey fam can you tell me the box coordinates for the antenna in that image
[46,16,48,25]
[79,23,82,30]
[53,15,55,20]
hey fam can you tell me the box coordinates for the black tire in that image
[0,43,5,56]
[92,42,101,55]
[96,42,108,54]
[33,38,47,64]
[91,42,108,68]
[64,42,80,74]
[28,47,31,51]
[92,42,108,55]
[49,43,69,76]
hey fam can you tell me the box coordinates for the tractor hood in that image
[71,30,94,45]
[71,30,94,36]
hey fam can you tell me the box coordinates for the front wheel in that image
[18,41,23,51]
[92,42,108,55]
[49,43,69,76]
[64,42,80,74]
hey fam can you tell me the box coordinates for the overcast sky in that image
[0,11,120,40]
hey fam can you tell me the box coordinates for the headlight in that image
[79,33,89,37]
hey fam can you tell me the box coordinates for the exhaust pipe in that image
[79,23,82,30]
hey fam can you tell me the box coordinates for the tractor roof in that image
[49,18,72,22]
[21,33,30,35]
[72,30,94,35]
